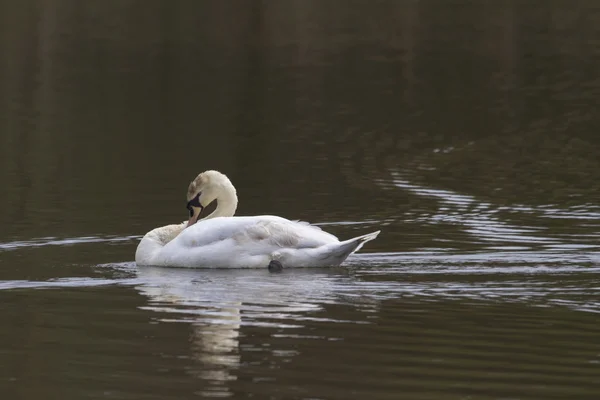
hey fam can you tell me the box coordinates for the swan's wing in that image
[292,220,324,231]
[170,216,337,251]
[236,219,336,249]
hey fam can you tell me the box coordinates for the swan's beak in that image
[186,192,204,227]
[187,206,204,227]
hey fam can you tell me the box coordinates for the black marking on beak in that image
[187,192,203,217]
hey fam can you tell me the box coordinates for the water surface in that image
[1,1,600,399]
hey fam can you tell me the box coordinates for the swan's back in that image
[169,215,338,250]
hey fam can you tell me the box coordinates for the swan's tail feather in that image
[337,230,381,256]
[314,230,380,266]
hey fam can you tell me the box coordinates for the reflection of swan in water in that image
[133,266,381,395]
[135,267,243,390]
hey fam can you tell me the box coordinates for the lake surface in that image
[1,1,600,399]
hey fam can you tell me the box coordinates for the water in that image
[1,1,600,399]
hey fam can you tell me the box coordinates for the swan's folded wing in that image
[249,219,337,249]
[170,216,338,251]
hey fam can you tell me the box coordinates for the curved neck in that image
[135,222,187,265]
[203,183,238,220]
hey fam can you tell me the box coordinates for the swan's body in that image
[135,170,380,268]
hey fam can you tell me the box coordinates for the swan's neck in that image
[135,222,186,265]
[203,183,238,220]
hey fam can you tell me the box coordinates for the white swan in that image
[135,170,380,268]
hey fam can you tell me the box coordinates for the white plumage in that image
[135,170,380,268]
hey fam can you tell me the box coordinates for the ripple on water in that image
[1,232,600,399]
[0,235,142,251]
[389,173,600,250]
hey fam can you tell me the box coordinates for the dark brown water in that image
[2,1,600,399]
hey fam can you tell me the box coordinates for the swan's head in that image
[186,170,237,226]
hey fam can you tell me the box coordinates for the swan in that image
[135,170,380,268]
